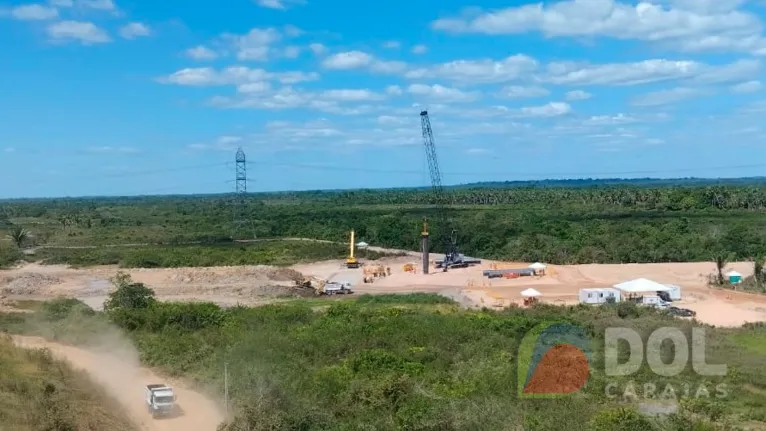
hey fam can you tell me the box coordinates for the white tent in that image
[726,271,741,277]
[613,278,672,293]
[528,262,547,270]
[521,288,541,297]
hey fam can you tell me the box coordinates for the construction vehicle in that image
[346,230,360,268]
[145,384,176,418]
[419,111,481,272]
[362,264,388,283]
[295,276,353,295]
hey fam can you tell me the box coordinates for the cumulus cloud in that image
[221,27,282,61]
[631,87,704,106]
[565,90,592,100]
[119,22,150,39]
[321,51,373,69]
[47,20,110,44]
[518,102,572,117]
[431,0,766,55]
[185,45,218,60]
[407,83,479,102]
[731,80,763,93]
[10,4,58,20]
[499,85,550,98]
[160,66,319,86]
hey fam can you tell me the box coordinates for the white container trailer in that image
[579,288,621,305]
[663,284,682,301]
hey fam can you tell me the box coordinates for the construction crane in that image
[346,230,360,268]
[420,110,469,271]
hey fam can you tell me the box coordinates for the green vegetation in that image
[0,333,136,431]
[1,275,764,430]
[2,183,766,267]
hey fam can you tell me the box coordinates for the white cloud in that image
[690,59,761,84]
[408,84,479,102]
[731,80,763,93]
[308,43,327,55]
[382,40,400,49]
[518,102,572,117]
[431,0,766,55]
[185,45,218,60]
[631,87,703,106]
[209,86,385,115]
[283,24,303,37]
[76,0,116,11]
[119,22,150,39]
[86,146,138,154]
[321,89,386,101]
[255,0,305,9]
[321,51,373,69]
[221,28,282,61]
[565,90,592,100]
[160,66,319,86]
[50,0,74,6]
[499,85,549,98]
[3,147,15,153]
[377,115,406,125]
[386,85,403,95]
[405,54,538,83]
[47,20,110,44]
[585,113,638,125]
[237,82,271,93]
[545,59,699,86]
[10,4,58,20]
[283,46,301,58]
[411,44,428,54]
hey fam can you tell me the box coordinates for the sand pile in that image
[0,273,62,295]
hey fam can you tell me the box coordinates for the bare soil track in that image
[12,335,226,431]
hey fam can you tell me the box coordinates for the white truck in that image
[145,384,176,418]
[323,281,353,295]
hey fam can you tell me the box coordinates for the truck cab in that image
[145,384,176,418]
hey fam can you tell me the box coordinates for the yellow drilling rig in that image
[346,230,360,268]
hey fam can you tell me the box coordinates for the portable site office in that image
[579,288,621,304]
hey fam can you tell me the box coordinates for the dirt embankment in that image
[12,335,226,431]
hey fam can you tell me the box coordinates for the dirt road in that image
[12,335,226,431]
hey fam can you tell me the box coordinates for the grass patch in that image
[0,334,136,430]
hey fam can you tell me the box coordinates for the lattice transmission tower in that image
[232,147,256,239]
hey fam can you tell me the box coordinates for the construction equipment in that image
[346,230,360,268]
[145,384,176,419]
[362,264,388,283]
[295,276,353,295]
[420,111,481,271]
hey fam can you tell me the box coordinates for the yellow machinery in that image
[346,230,360,268]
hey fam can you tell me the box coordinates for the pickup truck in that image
[145,384,176,418]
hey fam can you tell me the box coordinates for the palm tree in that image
[6,226,29,249]
[714,253,729,286]
[754,257,765,285]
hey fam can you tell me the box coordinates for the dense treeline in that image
[2,184,766,266]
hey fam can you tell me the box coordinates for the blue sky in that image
[1,0,766,198]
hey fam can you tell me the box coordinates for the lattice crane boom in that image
[420,110,461,270]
